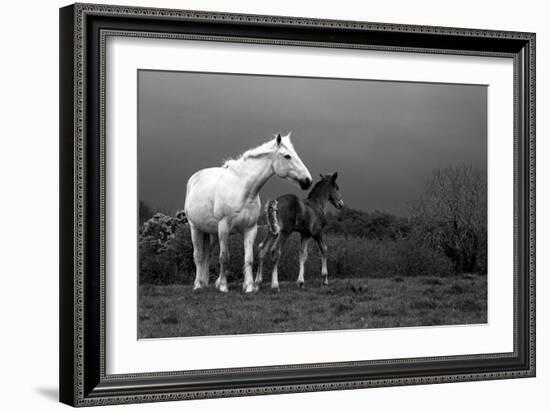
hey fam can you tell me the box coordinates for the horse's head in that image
[320,172,344,209]
[272,133,312,190]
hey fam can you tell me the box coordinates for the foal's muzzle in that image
[335,200,344,209]
[299,177,312,190]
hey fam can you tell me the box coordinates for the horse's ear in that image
[276,133,282,146]
[332,172,338,181]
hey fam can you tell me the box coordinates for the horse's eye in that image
[284,154,291,160]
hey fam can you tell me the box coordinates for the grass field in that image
[138,274,486,339]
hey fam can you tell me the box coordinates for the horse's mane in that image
[222,134,293,169]
[307,179,327,200]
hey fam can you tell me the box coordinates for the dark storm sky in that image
[138,70,487,215]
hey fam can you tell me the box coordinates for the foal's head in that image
[311,173,344,209]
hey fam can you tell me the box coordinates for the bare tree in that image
[410,165,487,274]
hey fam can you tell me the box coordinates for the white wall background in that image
[0,0,546,409]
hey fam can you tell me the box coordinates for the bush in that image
[139,223,454,285]
[410,165,487,274]
[139,213,193,284]
[386,236,454,278]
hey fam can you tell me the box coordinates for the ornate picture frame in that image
[59,3,535,407]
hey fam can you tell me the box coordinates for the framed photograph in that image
[59,3,536,407]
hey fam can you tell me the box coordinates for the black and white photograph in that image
[137,70,488,339]
[52,1,537,408]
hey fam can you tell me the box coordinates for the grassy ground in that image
[138,274,486,339]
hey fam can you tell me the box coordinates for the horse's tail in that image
[265,200,280,235]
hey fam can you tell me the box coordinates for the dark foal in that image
[255,173,344,290]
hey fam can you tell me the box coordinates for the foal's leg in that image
[209,234,218,261]
[242,225,258,293]
[214,220,230,293]
[296,236,310,288]
[200,233,212,286]
[254,233,275,286]
[271,233,289,291]
[190,225,206,290]
[315,234,329,286]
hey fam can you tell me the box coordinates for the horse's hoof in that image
[214,279,228,293]
[297,281,305,288]
[322,276,329,286]
[243,284,257,293]
[271,285,280,293]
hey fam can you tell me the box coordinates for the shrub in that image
[139,213,193,284]
[386,237,455,278]
[410,165,487,274]
[139,221,455,285]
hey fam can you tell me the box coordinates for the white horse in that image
[184,133,312,293]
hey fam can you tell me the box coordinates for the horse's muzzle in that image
[336,200,344,209]
[299,177,312,190]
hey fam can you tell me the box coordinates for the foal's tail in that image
[265,200,280,235]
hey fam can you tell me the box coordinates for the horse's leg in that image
[315,233,329,286]
[255,233,275,286]
[242,225,258,293]
[296,235,310,288]
[271,233,289,291]
[190,225,206,290]
[215,220,230,293]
